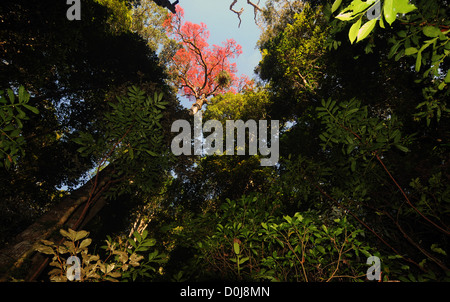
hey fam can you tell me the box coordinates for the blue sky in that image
[176,0,266,109]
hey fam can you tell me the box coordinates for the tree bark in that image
[189,94,208,115]
[0,165,115,281]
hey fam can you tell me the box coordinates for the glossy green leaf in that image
[395,144,409,153]
[331,0,343,13]
[349,17,362,44]
[74,230,89,241]
[35,244,55,255]
[405,47,418,55]
[423,26,441,38]
[233,240,240,255]
[395,0,417,14]
[336,12,354,21]
[60,229,74,240]
[79,238,92,249]
[23,104,39,114]
[357,19,377,42]
[383,0,396,25]
[415,51,422,72]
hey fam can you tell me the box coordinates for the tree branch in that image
[229,1,262,27]
[230,0,244,27]
[247,0,262,21]
[179,36,209,92]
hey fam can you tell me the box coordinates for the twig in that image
[333,113,450,235]
[374,152,450,235]
[230,0,244,27]
[383,210,449,272]
[309,180,423,271]
[247,0,262,21]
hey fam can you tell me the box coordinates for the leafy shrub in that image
[173,195,377,282]
[0,86,39,169]
[35,228,167,281]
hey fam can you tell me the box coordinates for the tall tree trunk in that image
[0,164,116,281]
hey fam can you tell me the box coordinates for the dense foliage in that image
[1,0,449,282]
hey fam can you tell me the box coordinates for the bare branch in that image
[247,0,262,21]
[229,1,262,27]
[230,0,244,27]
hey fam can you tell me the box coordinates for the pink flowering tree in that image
[163,6,253,114]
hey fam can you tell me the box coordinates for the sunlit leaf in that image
[357,19,377,42]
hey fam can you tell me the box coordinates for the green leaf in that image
[405,47,418,55]
[128,146,134,160]
[16,107,27,119]
[383,0,396,25]
[284,215,292,224]
[384,0,417,25]
[146,150,158,156]
[423,26,441,38]
[128,238,137,248]
[431,244,447,256]
[74,230,89,241]
[108,271,122,278]
[23,104,39,114]
[346,108,359,116]
[336,12,354,21]
[391,129,401,143]
[395,0,417,14]
[294,212,303,222]
[141,238,156,247]
[134,231,143,242]
[72,137,84,145]
[346,144,355,154]
[233,240,240,255]
[35,244,55,255]
[351,159,356,172]
[3,124,15,132]
[79,238,92,249]
[60,229,74,240]
[10,128,21,138]
[388,41,402,59]
[331,0,343,13]
[7,89,14,104]
[357,19,377,43]
[379,16,385,28]
[444,71,450,83]
[349,18,362,44]
[395,144,409,153]
[397,30,407,38]
[157,92,164,102]
[415,51,422,72]
[18,86,25,103]
[77,146,88,154]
